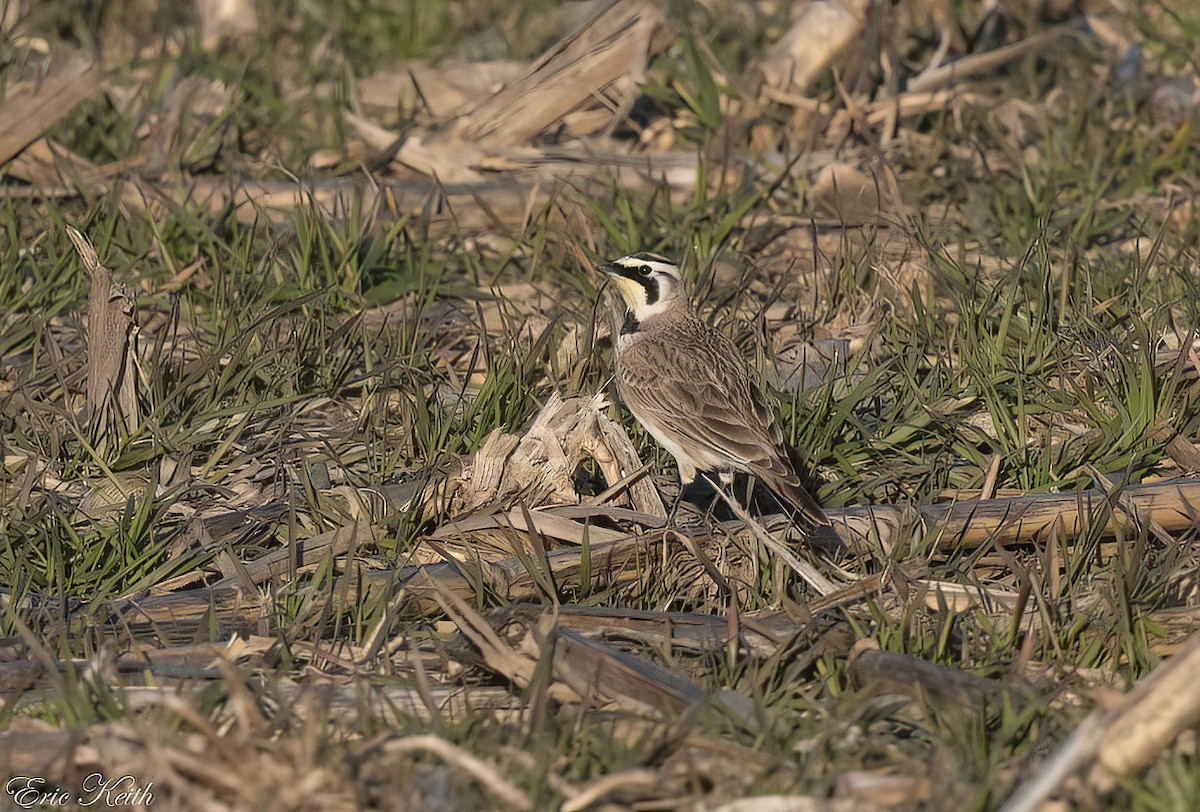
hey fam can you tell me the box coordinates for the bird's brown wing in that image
[617,323,828,528]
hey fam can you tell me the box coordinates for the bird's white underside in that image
[632,403,745,485]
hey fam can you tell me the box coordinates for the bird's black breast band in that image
[621,309,640,335]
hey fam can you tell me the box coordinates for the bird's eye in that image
[638,265,653,277]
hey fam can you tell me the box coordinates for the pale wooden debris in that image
[174,145,837,231]
[433,584,582,704]
[75,469,161,524]
[392,134,487,183]
[357,60,526,122]
[551,624,706,715]
[560,770,658,812]
[4,138,155,213]
[186,173,565,231]
[825,87,988,127]
[489,604,792,659]
[551,626,755,723]
[961,478,1200,547]
[431,507,631,545]
[206,520,383,589]
[837,478,1200,555]
[196,0,258,48]
[917,580,1036,628]
[707,797,830,812]
[344,110,486,183]
[907,27,1073,94]
[1090,628,1200,787]
[7,138,117,189]
[0,51,102,167]
[450,392,664,519]
[1088,465,1177,546]
[755,0,871,99]
[834,770,933,808]
[444,596,755,722]
[809,162,884,225]
[448,0,670,148]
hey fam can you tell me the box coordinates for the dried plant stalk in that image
[67,226,139,440]
[550,626,712,717]
[449,0,669,148]
[930,478,1200,550]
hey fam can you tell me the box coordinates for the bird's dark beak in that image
[598,261,620,277]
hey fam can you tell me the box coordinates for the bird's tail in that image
[764,471,830,532]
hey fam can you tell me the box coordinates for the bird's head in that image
[599,252,685,322]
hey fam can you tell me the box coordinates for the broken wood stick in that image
[107,585,262,645]
[551,626,726,719]
[494,604,853,679]
[437,594,753,723]
[484,604,787,658]
[907,27,1076,95]
[1089,628,1200,789]
[208,520,382,589]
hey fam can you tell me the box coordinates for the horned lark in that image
[599,252,829,530]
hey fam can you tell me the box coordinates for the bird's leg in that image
[670,478,713,527]
[668,461,698,528]
[705,471,735,520]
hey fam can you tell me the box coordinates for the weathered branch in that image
[831,478,1200,554]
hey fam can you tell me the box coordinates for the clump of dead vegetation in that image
[3,0,1200,809]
